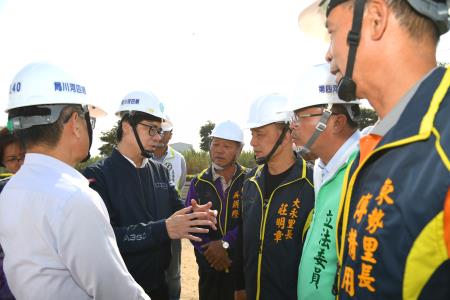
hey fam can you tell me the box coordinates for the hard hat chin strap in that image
[81,108,93,162]
[337,0,366,102]
[255,124,290,165]
[129,118,153,159]
[295,104,333,157]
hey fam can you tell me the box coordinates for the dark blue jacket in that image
[238,158,314,300]
[83,148,184,291]
[338,67,450,299]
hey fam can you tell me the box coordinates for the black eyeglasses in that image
[138,123,164,136]
[3,154,25,165]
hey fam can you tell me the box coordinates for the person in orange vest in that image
[300,0,450,298]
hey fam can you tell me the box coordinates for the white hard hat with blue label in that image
[6,62,106,162]
[116,90,166,159]
[285,63,360,120]
[116,90,165,120]
[286,63,361,157]
[7,62,106,118]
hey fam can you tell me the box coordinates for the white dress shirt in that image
[0,153,149,300]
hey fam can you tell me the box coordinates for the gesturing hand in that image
[190,199,218,228]
[166,206,216,241]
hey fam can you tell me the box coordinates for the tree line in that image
[75,108,379,174]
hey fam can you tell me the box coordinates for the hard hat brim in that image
[298,0,330,43]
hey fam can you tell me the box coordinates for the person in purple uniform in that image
[186,120,248,300]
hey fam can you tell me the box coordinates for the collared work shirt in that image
[152,146,187,192]
[212,165,236,193]
[0,153,148,300]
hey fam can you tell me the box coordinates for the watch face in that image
[222,241,230,249]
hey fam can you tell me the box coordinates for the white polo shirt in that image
[0,153,149,300]
[152,146,186,193]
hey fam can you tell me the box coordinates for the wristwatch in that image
[221,240,229,250]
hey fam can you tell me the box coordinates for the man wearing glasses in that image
[284,63,361,300]
[83,90,217,300]
[0,128,25,179]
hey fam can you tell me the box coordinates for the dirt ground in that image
[180,239,199,300]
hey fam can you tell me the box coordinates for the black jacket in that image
[191,164,248,272]
[83,148,184,291]
[236,158,315,300]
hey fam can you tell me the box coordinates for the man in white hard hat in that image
[83,90,217,300]
[302,0,450,298]
[152,117,187,300]
[186,120,248,300]
[234,94,315,300]
[286,63,361,300]
[0,62,150,299]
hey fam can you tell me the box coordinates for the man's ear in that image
[66,112,82,138]
[283,127,293,145]
[122,120,132,135]
[331,114,347,134]
[366,0,389,41]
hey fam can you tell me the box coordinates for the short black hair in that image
[116,112,162,142]
[8,104,84,149]
[332,104,360,129]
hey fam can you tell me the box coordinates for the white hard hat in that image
[211,120,244,144]
[286,63,360,112]
[298,0,329,43]
[7,62,106,118]
[246,93,291,129]
[116,90,165,120]
[161,119,173,132]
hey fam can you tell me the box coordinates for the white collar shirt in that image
[151,146,187,192]
[0,153,149,300]
[120,151,149,168]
